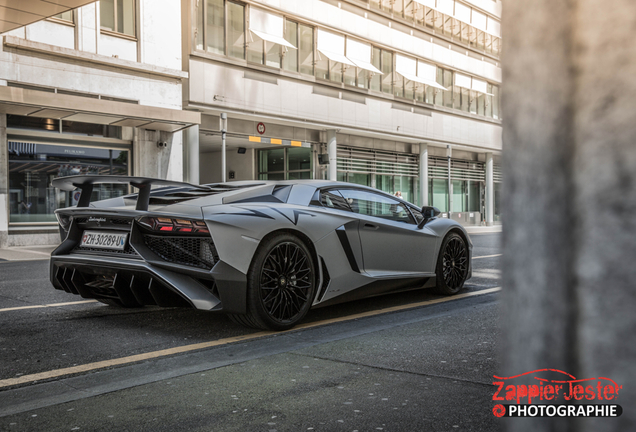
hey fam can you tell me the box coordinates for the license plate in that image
[80,231,128,250]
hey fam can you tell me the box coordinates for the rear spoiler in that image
[51,175,211,211]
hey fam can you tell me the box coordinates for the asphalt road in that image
[0,233,502,431]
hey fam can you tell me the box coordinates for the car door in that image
[336,188,439,276]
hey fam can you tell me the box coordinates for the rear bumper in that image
[50,254,247,313]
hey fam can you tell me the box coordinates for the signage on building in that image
[256,122,266,135]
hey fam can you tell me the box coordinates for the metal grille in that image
[428,157,486,181]
[494,164,503,183]
[337,147,419,177]
[143,235,219,270]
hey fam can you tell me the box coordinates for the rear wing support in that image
[51,175,211,211]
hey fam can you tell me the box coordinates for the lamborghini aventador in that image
[50,176,471,330]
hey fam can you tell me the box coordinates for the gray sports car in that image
[50,176,471,330]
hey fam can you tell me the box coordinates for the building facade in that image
[181,0,503,225]
[0,0,200,247]
[0,0,502,247]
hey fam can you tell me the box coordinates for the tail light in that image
[138,217,209,234]
[56,213,72,231]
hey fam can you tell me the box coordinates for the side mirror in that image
[418,206,441,229]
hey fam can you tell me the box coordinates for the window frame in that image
[49,10,75,26]
[258,147,312,180]
[329,187,417,225]
[100,0,137,39]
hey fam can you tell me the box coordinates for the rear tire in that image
[433,232,469,295]
[230,233,316,331]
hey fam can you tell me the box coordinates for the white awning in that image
[249,7,296,49]
[436,0,455,16]
[455,72,473,90]
[317,49,356,67]
[455,74,492,95]
[471,9,487,31]
[317,29,356,66]
[403,73,448,91]
[417,60,437,82]
[472,78,488,94]
[487,17,501,37]
[454,2,471,23]
[250,29,296,49]
[397,54,446,90]
[346,38,382,74]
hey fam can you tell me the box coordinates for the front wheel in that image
[230,233,316,331]
[433,232,469,295]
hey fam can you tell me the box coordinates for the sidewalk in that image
[0,245,57,262]
[465,225,502,234]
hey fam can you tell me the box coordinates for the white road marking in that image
[472,254,502,259]
[0,300,98,313]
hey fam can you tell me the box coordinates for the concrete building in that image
[181,0,503,226]
[0,0,200,247]
[1,0,502,247]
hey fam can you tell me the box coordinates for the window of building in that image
[282,20,298,71]
[316,29,352,84]
[344,38,382,90]
[100,0,135,37]
[360,48,392,94]
[258,147,312,180]
[53,10,74,22]
[298,24,314,75]
[381,50,393,94]
[204,0,225,54]
[492,84,501,119]
[430,178,448,213]
[227,1,245,59]
[368,0,501,58]
[370,47,382,92]
[247,7,296,68]
[8,142,130,224]
[7,115,122,139]
[197,0,244,59]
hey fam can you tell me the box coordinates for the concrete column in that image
[327,129,337,181]
[419,144,428,207]
[502,0,636,430]
[183,125,200,184]
[0,114,8,248]
[485,152,494,226]
[446,145,452,214]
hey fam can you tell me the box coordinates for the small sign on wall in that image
[256,122,266,135]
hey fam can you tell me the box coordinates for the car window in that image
[320,190,352,212]
[337,189,415,224]
[409,206,425,225]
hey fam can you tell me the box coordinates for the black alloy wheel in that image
[434,232,469,295]
[231,233,316,330]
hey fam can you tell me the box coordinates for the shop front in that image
[0,86,200,247]
[8,141,130,225]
